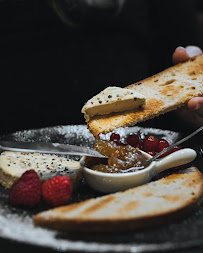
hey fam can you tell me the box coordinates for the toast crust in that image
[87,55,203,137]
[33,167,203,232]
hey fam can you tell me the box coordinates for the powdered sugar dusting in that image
[3,125,95,146]
[0,125,201,252]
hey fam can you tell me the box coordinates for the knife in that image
[0,140,106,158]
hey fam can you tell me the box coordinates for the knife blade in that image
[0,140,106,158]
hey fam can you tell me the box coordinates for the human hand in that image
[172,45,203,128]
[172,46,203,110]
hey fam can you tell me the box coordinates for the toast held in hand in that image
[87,54,203,137]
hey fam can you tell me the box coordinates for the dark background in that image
[0,1,203,252]
[0,0,202,135]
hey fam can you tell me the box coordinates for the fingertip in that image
[188,100,199,110]
[172,47,190,65]
[188,97,203,110]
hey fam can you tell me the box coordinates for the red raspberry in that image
[42,176,72,207]
[142,135,158,152]
[9,170,41,208]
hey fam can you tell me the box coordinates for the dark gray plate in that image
[0,125,202,253]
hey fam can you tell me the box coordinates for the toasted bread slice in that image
[33,167,203,232]
[0,151,82,190]
[87,54,203,137]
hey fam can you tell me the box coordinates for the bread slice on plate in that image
[33,167,203,232]
[0,151,82,190]
[87,54,203,137]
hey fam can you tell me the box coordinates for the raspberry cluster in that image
[9,170,72,208]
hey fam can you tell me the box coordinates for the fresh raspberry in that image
[42,176,72,207]
[9,169,41,208]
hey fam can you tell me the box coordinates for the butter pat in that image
[82,86,146,121]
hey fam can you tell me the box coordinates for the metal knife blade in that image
[0,140,105,158]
